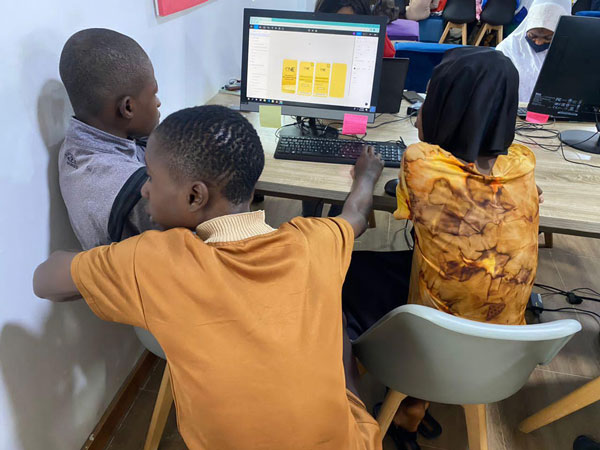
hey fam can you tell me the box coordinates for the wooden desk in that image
[209,93,600,238]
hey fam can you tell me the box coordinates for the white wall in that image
[0,0,310,448]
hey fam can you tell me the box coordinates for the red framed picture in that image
[155,0,210,16]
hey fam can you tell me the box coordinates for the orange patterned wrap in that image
[394,142,539,325]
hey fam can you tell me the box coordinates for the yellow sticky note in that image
[281,59,298,94]
[259,105,282,128]
[330,63,347,98]
[314,62,331,97]
[298,61,315,96]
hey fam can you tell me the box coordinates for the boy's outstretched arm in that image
[340,146,384,238]
[33,251,81,302]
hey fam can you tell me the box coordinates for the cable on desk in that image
[367,112,415,129]
[514,115,600,169]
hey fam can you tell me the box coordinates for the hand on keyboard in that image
[353,146,384,182]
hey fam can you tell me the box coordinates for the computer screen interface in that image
[241,9,386,122]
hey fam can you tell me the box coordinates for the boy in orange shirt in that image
[34,105,384,450]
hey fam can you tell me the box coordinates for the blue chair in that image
[394,42,462,92]
[575,10,600,16]
[419,16,445,42]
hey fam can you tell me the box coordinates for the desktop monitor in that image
[527,15,600,154]
[240,9,387,127]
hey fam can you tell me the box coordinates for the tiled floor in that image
[104,197,600,450]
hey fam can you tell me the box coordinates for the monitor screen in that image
[240,9,387,123]
[527,16,600,123]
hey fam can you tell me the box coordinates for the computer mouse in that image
[384,178,399,196]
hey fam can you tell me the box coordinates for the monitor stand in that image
[560,130,600,155]
[278,117,339,139]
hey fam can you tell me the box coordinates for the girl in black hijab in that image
[418,46,519,169]
[387,46,541,450]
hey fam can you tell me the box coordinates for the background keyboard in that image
[274,136,406,168]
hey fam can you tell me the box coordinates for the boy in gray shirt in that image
[58,28,161,249]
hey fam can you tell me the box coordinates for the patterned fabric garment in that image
[394,142,539,325]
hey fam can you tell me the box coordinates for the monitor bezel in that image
[240,8,388,123]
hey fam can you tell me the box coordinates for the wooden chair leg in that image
[519,376,600,434]
[463,404,488,450]
[439,22,452,43]
[376,389,407,437]
[143,365,174,450]
[461,23,468,46]
[474,23,489,46]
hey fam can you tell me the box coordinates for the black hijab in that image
[316,0,372,15]
[421,47,519,163]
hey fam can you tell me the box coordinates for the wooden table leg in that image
[543,232,554,248]
[143,364,174,450]
[376,389,407,438]
[368,210,377,229]
[519,376,600,433]
[463,404,488,450]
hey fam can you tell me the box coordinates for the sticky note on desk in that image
[342,113,368,135]
[259,105,282,128]
[526,111,549,124]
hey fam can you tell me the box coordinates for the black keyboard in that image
[274,136,406,168]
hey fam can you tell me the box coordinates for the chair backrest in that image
[134,326,166,359]
[443,0,477,24]
[353,305,581,405]
[480,0,518,25]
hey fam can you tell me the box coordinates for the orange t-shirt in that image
[71,214,380,450]
[394,142,539,325]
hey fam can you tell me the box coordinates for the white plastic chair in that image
[134,327,172,450]
[352,305,581,450]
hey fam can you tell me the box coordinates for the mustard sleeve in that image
[71,234,147,328]
[289,216,355,281]
[393,158,411,220]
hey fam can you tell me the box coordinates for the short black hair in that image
[59,28,153,118]
[154,106,265,205]
[315,0,372,14]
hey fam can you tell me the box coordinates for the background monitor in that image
[377,57,409,114]
[527,15,600,154]
[240,8,387,124]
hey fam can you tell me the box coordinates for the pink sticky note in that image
[342,114,368,135]
[525,111,550,124]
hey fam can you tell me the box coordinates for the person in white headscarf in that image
[496,0,571,103]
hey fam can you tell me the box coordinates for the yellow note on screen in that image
[314,63,331,97]
[281,59,298,94]
[330,63,347,98]
[298,62,315,96]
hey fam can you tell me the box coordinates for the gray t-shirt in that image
[59,118,157,250]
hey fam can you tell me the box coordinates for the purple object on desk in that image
[386,19,420,41]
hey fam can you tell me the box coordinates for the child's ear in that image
[118,96,134,120]
[189,181,209,212]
